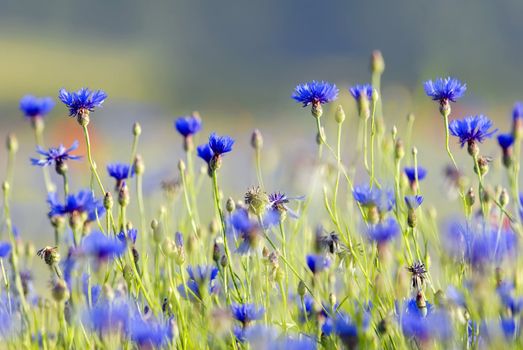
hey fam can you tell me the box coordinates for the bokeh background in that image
[1,0,523,250]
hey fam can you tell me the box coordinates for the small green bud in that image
[370,50,385,75]
[178,159,186,172]
[2,181,9,193]
[104,192,113,210]
[51,279,69,302]
[132,122,142,136]
[134,155,145,175]
[118,183,130,207]
[6,133,18,153]
[466,187,475,207]
[123,264,134,283]
[335,105,346,124]
[244,187,269,216]
[226,197,236,213]
[499,188,509,207]
[297,281,306,297]
[407,208,417,228]
[151,219,164,243]
[394,139,405,160]
[371,88,379,103]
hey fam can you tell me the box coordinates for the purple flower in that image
[292,81,338,107]
[423,77,466,103]
[0,242,11,258]
[349,84,373,101]
[306,254,331,274]
[366,218,399,243]
[47,189,105,223]
[449,115,497,147]
[31,141,81,168]
[58,88,107,117]
[404,195,423,210]
[80,231,126,262]
[231,303,264,326]
[498,133,514,150]
[175,115,202,137]
[208,133,234,155]
[19,95,54,119]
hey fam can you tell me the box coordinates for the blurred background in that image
[1,0,523,247]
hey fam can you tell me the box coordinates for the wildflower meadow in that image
[1,51,523,350]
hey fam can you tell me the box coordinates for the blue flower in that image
[366,218,399,243]
[449,115,497,147]
[513,102,523,121]
[498,133,514,150]
[404,195,423,210]
[128,316,173,348]
[80,231,126,262]
[400,298,452,342]
[231,303,264,326]
[177,265,219,301]
[174,232,184,248]
[175,115,202,137]
[349,84,373,101]
[19,95,55,119]
[404,166,427,183]
[292,81,338,107]
[423,77,466,103]
[48,189,105,223]
[82,273,101,305]
[332,313,359,348]
[268,192,304,219]
[58,88,107,117]
[306,254,331,274]
[84,298,130,335]
[196,144,214,164]
[117,228,138,245]
[296,295,314,323]
[107,163,135,188]
[0,243,11,258]
[31,141,81,168]
[208,133,234,155]
[444,220,517,268]
[352,184,395,212]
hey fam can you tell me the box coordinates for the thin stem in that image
[180,168,198,236]
[255,148,264,189]
[81,125,106,195]
[370,99,377,187]
[443,112,459,170]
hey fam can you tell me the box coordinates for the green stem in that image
[370,99,377,187]
[180,167,198,236]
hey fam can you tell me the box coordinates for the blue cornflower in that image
[404,195,423,210]
[268,192,304,219]
[80,231,126,263]
[174,232,184,248]
[196,144,214,165]
[349,84,373,101]
[107,163,135,189]
[498,133,514,150]
[353,184,392,209]
[366,218,399,244]
[332,313,359,348]
[292,81,339,107]
[513,102,523,121]
[228,208,279,255]
[0,243,11,258]
[19,95,54,119]
[404,166,427,183]
[449,115,497,149]
[128,316,173,348]
[270,336,317,350]
[296,295,314,323]
[400,298,452,342]
[423,77,466,103]
[177,265,219,301]
[117,228,138,245]
[30,141,81,172]
[82,273,101,305]
[445,220,517,268]
[231,303,264,326]
[497,282,523,315]
[208,133,234,156]
[47,189,105,223]
[306,254,331,274]
[175,114,202,138]
[84,298,130,335]
[58,88,107,117]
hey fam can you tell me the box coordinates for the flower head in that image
[19,95,54,119]
[498,133,514,150]
[513,102,523,121]
[117,228,138,245]
[449,115,497,148]
[349,84,373,101]
[407,261,427,291]
[352,184,395,212]
[107,163,135,189]
[366,218,399,244]
[80,231,126,262]
[128,316,174,348]
[399,298,452,342]
[208,133,234,155]
[84,298,130,335]
[423,77,466,103]
[177,265,219,301]
[228,208,278,255]
[404,166,427,183]
[31,141,81,172]
[0,242,11,258]
[48,190,105,223]
[58,88,107,117]
[175,114,202,137]
[268,192,304,219]
[196,144,214,165]
[404,195,423,210]
[292,81,338,107]
[231,303,264,326]
[306,254,331,274]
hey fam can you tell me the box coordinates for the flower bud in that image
[37,246,60,266]
[298,281,306,297]
[6,133,18,153]
[466,187,475,207]
[467,141,479,157]
[244,187,269,216]
[407,209,417,228]
[311,102,323,119]
[123,264,134,283]
[2,181,9,193]
[407,113,415,123]
[51,279,69,302]
[133,155,145,175]
[251,129,263,150]
[499,188,509,207]
[371,88,379,103]
[220,255,228,268]
[370,50,385,75]
[178,159,186,173]
[132,122,142,137]
[226,197,236,213]
[104,192,113,210]
[151,219,163,243]
[394,139,404,160]
[335,105,346,124]
[118,182,130,207]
